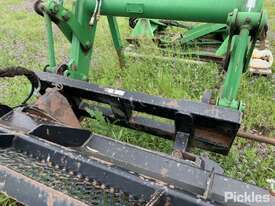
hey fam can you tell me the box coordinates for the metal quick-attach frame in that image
[37,71,241,155]
[0,105,273,206]
[37,0,267,111]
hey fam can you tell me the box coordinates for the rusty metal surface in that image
[237,130,275,146]
[0,108,54,133]
[0,108,90,147]
[124,45,225,65]
[34,88,81,128]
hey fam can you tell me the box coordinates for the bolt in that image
[245,17,251,24]
[72,64,77,71]
[81,74,88,81]
[61,11,70,21]
[172,150,183,159]
[84,41,91,50]
[53,4,59,13]
[49,2,59,14]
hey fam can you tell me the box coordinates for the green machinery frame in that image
[129,19,229,55]
[40,0,267,111]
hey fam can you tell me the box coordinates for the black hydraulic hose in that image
[0,67,40,106]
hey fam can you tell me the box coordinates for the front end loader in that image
[0,0,274,205]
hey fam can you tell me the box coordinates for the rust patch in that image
[47,193,54,206]
[166,100,178,108]
[160,168,168,177]
[34,88,81,128]
[194,127,231,146]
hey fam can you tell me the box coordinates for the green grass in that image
[0,193,19,206]
[0,1,274,204]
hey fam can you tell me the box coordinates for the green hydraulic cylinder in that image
[86,0,263,23]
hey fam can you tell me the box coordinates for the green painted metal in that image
[218,28,250,110]
[44,12,56,72]
[130,21,228,48]
[216,36,238,56]
[65,0,97,80]
[42,0,98,80]
[55,22,73,43]
[180,24,226,45]
[216,36,229,56]
[130,19,157,39]
[41,0,267,111]
[86,0,261,23]
[107,16,125,67]
[45,2,91,49]
[130,19,166,40]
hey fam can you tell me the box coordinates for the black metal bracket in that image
[29,124,91,147]
[172,112,194,160]
[0,134,14,148]
[0,104,12,118]
[110,101,133,121]
[0,109,91,148]
[36,72,241,154]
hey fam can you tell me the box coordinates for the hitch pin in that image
[33,79,42,97]
[52,82,64,91]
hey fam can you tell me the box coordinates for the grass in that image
[0,193,19,206]
[0,0,274,204]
